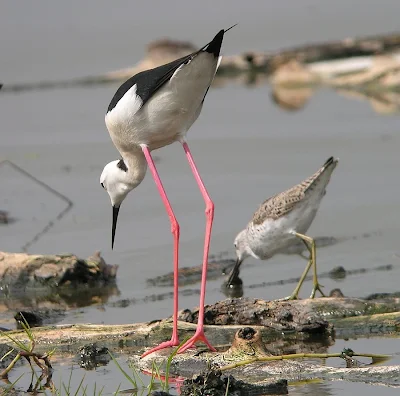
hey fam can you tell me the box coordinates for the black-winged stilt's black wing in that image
[107,27,232,114]
[107,54,194,113]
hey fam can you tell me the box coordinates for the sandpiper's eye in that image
[234,242,237,249]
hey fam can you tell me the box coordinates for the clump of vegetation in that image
[0,319,392,396]
[0,317,53,379]
[0,316,177,395]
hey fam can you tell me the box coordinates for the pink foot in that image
[141,336,180,358]
[178,329,216,354]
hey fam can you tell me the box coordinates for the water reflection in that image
[289,381,334,396]
[222,277,244,298]
[2,45,400,118]
[0,285,120,328]
[337,89,400,115]
[271,86,314,111]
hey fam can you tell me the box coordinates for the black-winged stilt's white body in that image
[100,26,235,357]
[227,157,339,300]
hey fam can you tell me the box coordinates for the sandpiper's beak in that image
[111,205,120,250]
[226,257,243,288]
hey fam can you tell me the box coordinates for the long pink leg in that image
[178,140,216,353]
[140,145,180,358]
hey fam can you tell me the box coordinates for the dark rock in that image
[78,343,110,370]
[329,266,347,280]
[365,291,400,300]
[329,288,345,298]
[180,365,288,396]
[14,309,65,328]
[238,327,256,340]
[221,281,243,298]
[0,343,21,369]
[15,311,43,327]
[179,308,195,323]
[0,211,9,224]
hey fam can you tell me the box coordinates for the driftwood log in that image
[102,31,400,79]
[0,296,398,350]
[0,251,117,290]
[0,251,119,327]
[1,31,400,94]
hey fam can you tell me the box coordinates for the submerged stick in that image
[0,160,73,252]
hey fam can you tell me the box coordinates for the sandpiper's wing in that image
[252,157,338,225]
[107,26,235,114]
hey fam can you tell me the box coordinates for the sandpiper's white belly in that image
[248,201,320,260]
[105,53,218,154]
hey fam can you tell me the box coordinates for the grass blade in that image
[4,373,24,395]
[224,376,230,396]
[163,337,189,391]
[1,347,15,361]
[73,374,86,396]
[109,352,137,389]
[113,383,121,396]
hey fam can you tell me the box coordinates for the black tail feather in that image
[323,156,334,167]
[204,30,224,57]
[204,24,237,57]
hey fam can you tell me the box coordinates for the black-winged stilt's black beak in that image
[226,257,243,288]
[111,205,120,250]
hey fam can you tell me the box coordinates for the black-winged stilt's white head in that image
[100,158,142,249]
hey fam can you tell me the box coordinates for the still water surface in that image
[1,1,400,394]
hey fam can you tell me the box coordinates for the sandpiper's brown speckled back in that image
[252,157,338,225]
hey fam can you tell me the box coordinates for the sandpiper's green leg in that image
[283,232,325,300]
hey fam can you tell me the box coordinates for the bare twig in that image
[220,351,390,372]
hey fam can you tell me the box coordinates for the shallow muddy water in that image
[1,0,400,394]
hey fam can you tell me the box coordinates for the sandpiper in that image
[100,26,236,357]
[227,157,339,300]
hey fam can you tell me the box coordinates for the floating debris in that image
[78,343,110,370]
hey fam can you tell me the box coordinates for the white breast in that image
[247,202,319,260]
[106,52,219,153]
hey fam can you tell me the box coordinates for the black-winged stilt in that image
[100,26,235,357]
[227,157,339,300]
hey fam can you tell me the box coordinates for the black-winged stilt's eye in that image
[100,182,105,189]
